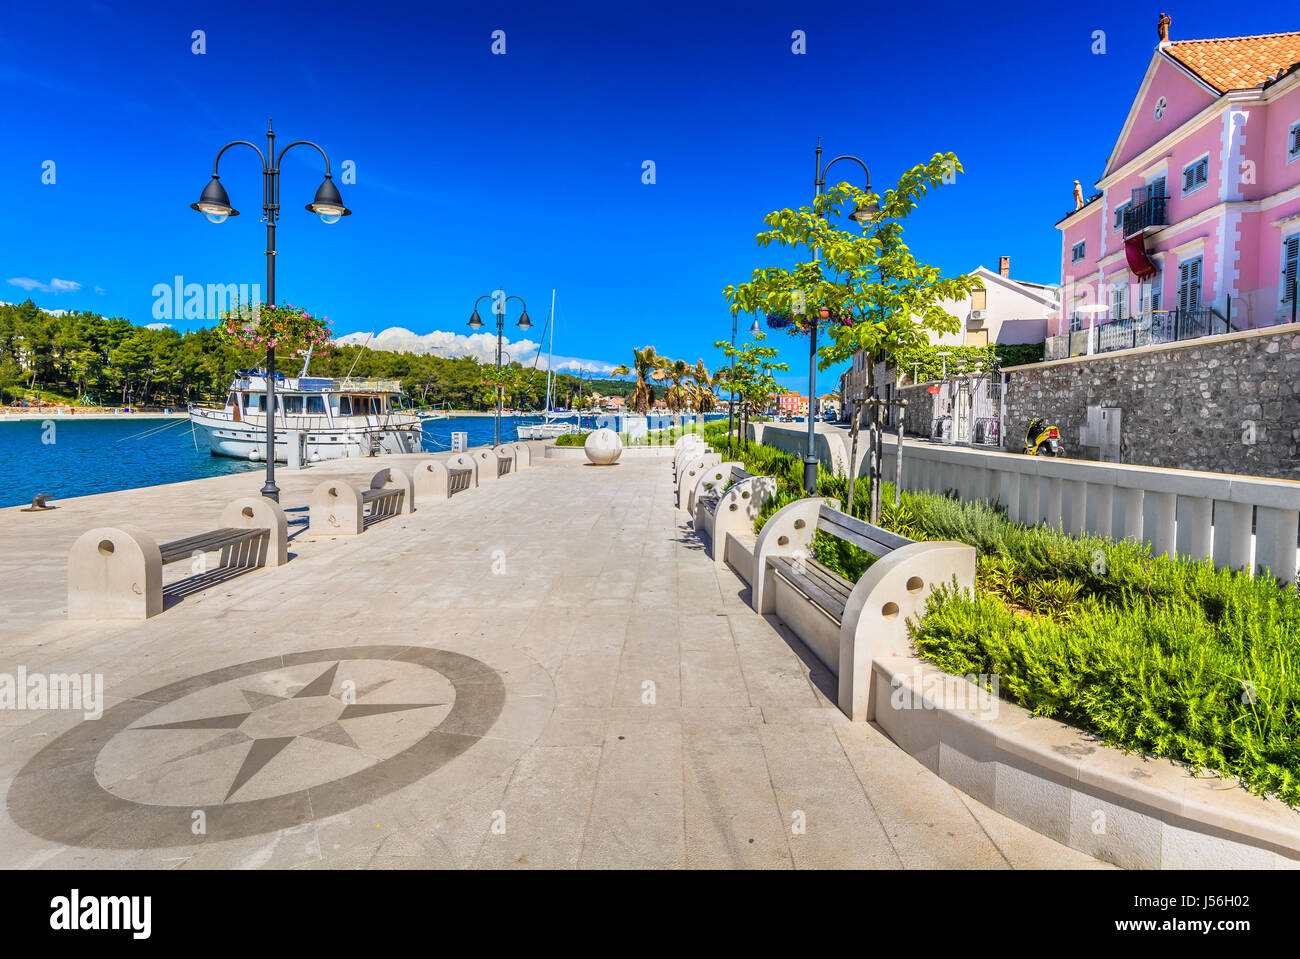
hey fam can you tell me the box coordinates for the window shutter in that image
[1183,167,1195,192]
[1290,126,1300,157]
[1196,159,1209,185]
[1284,236,1299,303]
[1150,176,1166,198]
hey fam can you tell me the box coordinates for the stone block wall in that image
[1002,327,1300,480]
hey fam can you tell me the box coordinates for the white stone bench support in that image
[511,443,531,468]
[220,496,288,567]
[309,480,365,535]
[370,467,415,515]
[686,460,742,516]
[413,459,452,502]
[676,453,721,510]
[472,447,510,481]
[447,453,479,487]
[838,540,976,722]
[694,472,777,563]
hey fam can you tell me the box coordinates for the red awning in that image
[1124,235,1158,279]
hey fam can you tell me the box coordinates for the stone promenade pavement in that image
[0,447,1106,868]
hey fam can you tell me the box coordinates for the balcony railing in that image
[1122,196,1168,237]
[1044,308,1231,360]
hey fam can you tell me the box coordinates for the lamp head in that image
[748,318,761,335]
[305,175,351,223]
[850,193,879,226]
[191,176,238,223]
[468,309,483,330]
[516,310,532,330]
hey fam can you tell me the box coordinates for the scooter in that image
[1024,417,1063,456]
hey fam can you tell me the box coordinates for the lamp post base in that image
[802,456,819,493]
[261,481,280,503]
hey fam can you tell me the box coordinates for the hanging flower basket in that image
[216,302,334,355]
[765,311,856,335]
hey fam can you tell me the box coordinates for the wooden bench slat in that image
[769,556,847,624]
[817,505,912,556]
[801,558,854,602]
[159,527,266,565]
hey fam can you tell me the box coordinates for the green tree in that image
[724,152,982,520]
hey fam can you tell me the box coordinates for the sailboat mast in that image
[546,288,556,412]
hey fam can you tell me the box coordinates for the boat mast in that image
[546,288,556,412]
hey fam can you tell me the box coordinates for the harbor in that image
[0,444,1100,869]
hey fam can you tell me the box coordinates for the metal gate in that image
[931,376,1001,447]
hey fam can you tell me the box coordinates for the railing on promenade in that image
[877,437,1300,584]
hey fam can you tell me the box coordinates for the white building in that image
[925,259,1059,350]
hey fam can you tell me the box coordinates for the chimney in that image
[999,256,1010,278]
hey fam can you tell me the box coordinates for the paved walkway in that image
[0,448,1107,868]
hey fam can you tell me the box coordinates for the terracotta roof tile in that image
[1166,32,1300,92]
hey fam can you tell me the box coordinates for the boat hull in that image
[189,408,423,462]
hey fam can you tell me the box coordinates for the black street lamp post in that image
[804,137,878,492]
[190,119,350,502]
[468,291,531,447]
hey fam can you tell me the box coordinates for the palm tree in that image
[662,358,691,421]
[610,346,667,414]
[689,360,716,414]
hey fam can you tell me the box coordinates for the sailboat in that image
[517,290,583,440]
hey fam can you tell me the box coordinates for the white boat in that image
[188,369,423,462]
[517,413,582,440]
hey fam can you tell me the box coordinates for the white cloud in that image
[6,277,83,294]
[333,326,617,374]
[94,286,106,295]
[145,322,172,330]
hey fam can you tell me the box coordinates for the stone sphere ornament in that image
[584,428,623,465]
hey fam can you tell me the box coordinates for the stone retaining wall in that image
[1002,326,1300,481]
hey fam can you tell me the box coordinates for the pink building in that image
[1052,17,1300,357]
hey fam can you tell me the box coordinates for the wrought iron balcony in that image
[1045,307,1231,359]
[1122,196,1168,237]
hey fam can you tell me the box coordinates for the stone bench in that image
[679,458,739,514]
[491,444,520,476]
[673,436,708,482]
[752,497,976,722]
[309,467,414,536]
[413,459,475,502]
[470,447,513,482]
[691,466,778,564]
[67,496,289,620]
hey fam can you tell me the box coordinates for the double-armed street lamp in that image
[190,119,351,502]
[802,137,879,493]
[726,314,762,439]
[468,290,531,446]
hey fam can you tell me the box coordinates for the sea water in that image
[0,414,596,507]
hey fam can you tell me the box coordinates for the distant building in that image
[1054,18,1300,358]
[772,391,806,416]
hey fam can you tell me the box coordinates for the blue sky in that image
[0,0,1287,391]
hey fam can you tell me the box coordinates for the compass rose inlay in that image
[7,646,507,848]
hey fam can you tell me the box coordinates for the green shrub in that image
[718,431,1300,804]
